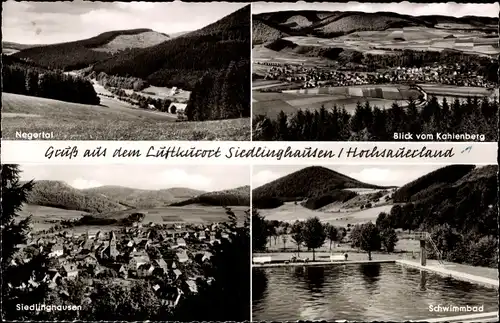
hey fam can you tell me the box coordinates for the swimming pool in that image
[252,263,498,321]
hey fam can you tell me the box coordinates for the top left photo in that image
[2,1,251,141]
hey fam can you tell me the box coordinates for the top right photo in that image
[251,1,499,142]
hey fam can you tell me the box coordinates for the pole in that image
[420,239,426,266]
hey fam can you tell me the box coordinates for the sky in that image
[253,165,452,188]
[19,165,250,192]
[252,1,499,18]
[2,1,247,44]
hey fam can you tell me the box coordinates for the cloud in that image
[158,168,213,191]
[346,167,433,186]
[252,1,499,18]
[70,178,103,189]
[252,170,282,188]
[2,1,247,44]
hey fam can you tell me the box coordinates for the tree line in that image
[2,165,250,321]
[186,60,250,121]
[252,211,398,261]
[2,64,100,105]
[375,166,498,268]
[362,50,498,83]
[253,96,498,141]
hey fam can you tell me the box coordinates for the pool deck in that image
[253,259,395,268]
[396,260,499,289]
[414,311,499,322]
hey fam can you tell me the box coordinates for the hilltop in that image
[2,41,39,55]
[12,29,169,71]
[252,20,289,45]
[91,5,250,91]
[82,186,205,208]
[252,166,388,209]
[392,165,498,214]
[171,186,251,207]
[13,6,250,91]
[26,181,128,214]
[25,181,212,214]
[253,10,498,41]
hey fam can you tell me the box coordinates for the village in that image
[257,61,496,89]
[10,219,234,309]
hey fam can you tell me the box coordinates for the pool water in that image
[252,263,498,321]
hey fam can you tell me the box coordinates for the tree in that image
[375,212,391,231]
[351,222,381,260]
[326,224,338,250]
[173,209,250,321]
[251,209,268,251]
[290,221,304,256]
[380,228,398,253]
[301,217,326,261]
[1,165,54,320]
[281,234,288,251]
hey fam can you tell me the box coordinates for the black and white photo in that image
[2,1,251,140]
[252,164,498,321]
[1,164,250,321]
[251,2,499,142]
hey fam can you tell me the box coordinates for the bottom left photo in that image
[1,164,250,322]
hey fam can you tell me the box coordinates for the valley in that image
[2,4,251,140]
[251,8,499,141]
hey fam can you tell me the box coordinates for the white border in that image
[1,141,496,165]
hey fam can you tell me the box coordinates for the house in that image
[198,231,206,240]
[173,269,182,279]
[116,265,128,278]
[61,264,78,279]
[76,254,98,266]
[202,251,212,262]
[155,259,169,275]
[138,263,155,277]
[176,238,186,248]
[43,270,62,289]
[169,87,178,96]
[48,244,64,258]
[129,254,150,270]
[186,279,198,294]
[176,250,189,263]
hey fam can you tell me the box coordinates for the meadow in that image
[259,202,393,227]
[2,93,250,140]
[18,204,248,233]
[252,86,411,120]
[283,27,499,57]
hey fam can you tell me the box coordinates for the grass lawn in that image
[2,93,250,140]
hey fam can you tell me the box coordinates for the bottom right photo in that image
[251,164,498,322]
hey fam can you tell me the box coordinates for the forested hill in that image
[253,166,385,200]
[170,186,251,207]
[91,5,250,91]
[12,29,169,71]
[253,10,498,39]
[382,165,498,267]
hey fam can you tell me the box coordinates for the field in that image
[417,84,499,98]
[259,202,393,227]
[282,27,500,57]
[2,93,250,140]
[123,85,191,102]
[96,205,248,224]
[252,85,415,119]
[18,204,88,232]
[92,31,170,53]
[18,204,248,233]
